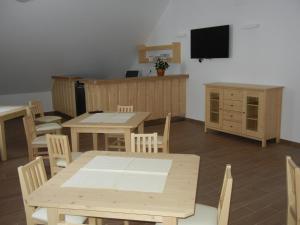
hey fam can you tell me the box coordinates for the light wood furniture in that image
[205,82,283,147]
[158,113,171,153]
[18,156,93,225]
[23,115,48,161]
[131,133,158,153]
[29,100,62,124]
[28,104,63,135]
[156,165,232,225]
[286,156,300,225]
[138,42,181,63]
[26,151,200,225]
[0,106,27,161]
[105,105,134,151]
[62,112,150,152]
[52,75,82,117]
[46,134,83,176]
[83,75,187,120]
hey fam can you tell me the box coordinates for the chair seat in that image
[36,123,62,132]
[157,135,163,145]
[32,135,47,145]
[56,152,83,168]
[32,207,87,224]
[35,115,62,124]
[156,204,217,225]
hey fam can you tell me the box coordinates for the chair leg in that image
[104,134,108,151]
[28,147,36,161]
[88,217,97,225]
[24,206,35,225]
[97,218,103,225]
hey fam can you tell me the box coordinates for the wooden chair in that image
[29,100,62,124]
[131,133,158,153]
[156,165,233,225]
[23,115,48,161]
[105,105,134,151]
[157,113,171,153]
[27,105,62,135]
[286,156,300,225]
[46,134,83,176]
[18,157,95,225]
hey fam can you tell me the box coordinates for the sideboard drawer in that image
[224,89,243,101]
[224,100,243,112]
[223,111,242,122]
[222,120,242,133]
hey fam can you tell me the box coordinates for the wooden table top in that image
[0,106,27,121]
[62,112,151,129]
[27,151,200,218]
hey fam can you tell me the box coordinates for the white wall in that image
[131,0,300,142]
[0,0,170,94]
[0,91,52,112]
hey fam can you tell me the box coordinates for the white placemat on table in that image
[82,156,172,175]
[62,156,173,193]
[80,113,135,123]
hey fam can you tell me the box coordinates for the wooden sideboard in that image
[205,82,283,147]
[52,75,81,117]
[52,75,188,120]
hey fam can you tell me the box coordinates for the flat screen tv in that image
[191,25,230,60]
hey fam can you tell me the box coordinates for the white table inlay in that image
[80,113,135,124]
[62,156,172,193]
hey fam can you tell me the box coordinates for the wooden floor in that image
[0,116,299,225]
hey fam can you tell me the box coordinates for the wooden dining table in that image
[0,105,27,161]
[62,112,151,152]
[27,151,200,225]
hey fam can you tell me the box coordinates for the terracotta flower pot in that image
[156,69,165,76]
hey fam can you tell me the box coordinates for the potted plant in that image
[155,57,169,76]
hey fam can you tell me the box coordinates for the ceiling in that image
[0,0,170,94]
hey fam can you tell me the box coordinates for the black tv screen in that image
[191,25,230,59]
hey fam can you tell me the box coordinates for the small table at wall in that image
[62,112,151,152]
[27,151,200,225]
[0,106,27,161]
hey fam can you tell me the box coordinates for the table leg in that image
[124,130,131,152]
[71,128,79,152]
[138,122,144,134]
[162,217,177,225]
[92,133,98,150]
[47,208,58,225]
[0,121,7,161]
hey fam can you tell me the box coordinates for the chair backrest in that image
[18,157,47,200]
[117,105,134,113]
[286,156,300,225]
[46,134,72,176]
[163,113,171,147]
[29,100,45,117]
[23,115,37,143]
[217,165,233,225]
[131,133,158,153]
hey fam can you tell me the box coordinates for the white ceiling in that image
[0,0,170,94]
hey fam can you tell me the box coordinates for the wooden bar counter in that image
[52,74,188,120]
[52,75,82,117]
[84,75,188,120]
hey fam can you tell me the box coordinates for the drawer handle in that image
[230,115,233,118]
[230,104,234,107]
[230,125,233,128]
[231,94,234,96]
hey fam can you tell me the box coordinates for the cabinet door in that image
[242,91,264,138]
[205,88,223,129]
